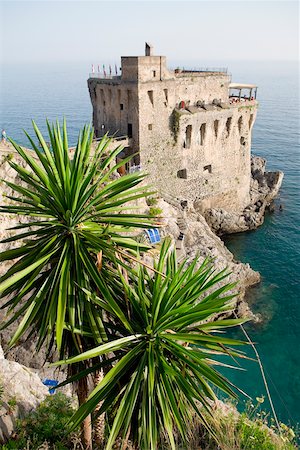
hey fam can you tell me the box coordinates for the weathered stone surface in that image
[89,45,258,213]
[158,199,260,321]
[204,155,284,235]
[0,348,48,412]
[0,343,49,443]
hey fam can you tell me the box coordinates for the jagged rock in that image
[158,199,260,320]
[204,155,284,235]
[0,343,49,443]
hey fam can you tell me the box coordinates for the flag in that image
[109,64,112,76]
[103,64,106,77]
[115,64,118,75]
[97,65,100,73]
[92,64,95,73]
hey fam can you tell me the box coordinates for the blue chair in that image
[42,379,58,395]
[146,228,161,244]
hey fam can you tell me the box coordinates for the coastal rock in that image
[204,155,284,235]
[158,199,260,320]
[0,145,264,372]
[0,343,49,443]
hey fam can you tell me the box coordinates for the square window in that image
[148,124,153,131]
[127,123,133,138]
[177,169,187,179]
[203,164,212,174]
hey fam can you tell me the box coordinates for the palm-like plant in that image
[0,121,153,448]
[57,239,247,450]
[0,120,152,351]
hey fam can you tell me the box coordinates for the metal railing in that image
[88,74,121,80]
[174,67,228,74]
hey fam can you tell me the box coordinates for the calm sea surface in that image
[0,61,299,426]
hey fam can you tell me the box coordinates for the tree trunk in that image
[93,369,105,448]
[77,376,93,450]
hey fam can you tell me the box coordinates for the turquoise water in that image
[222,61,300,427]
[0,61,299,426]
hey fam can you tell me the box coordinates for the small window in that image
[127,123,133,138]
[153,70,156,77]
[238,116,243,134]
[148,124,153,131]
[177,169,187,179]
[214,120,219,138]
[203,164,212,174]
[163,89,168,103]
[226,117,232,136]
[184,125,192,149]
[148,90,154,106]
[200,123,206,145]
[120,104,124,110]
[240,136,246,146]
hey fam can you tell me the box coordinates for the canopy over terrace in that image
[229,82,258,100]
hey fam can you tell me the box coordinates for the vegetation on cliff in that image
[0,121,153,448]
[0,122,297,449]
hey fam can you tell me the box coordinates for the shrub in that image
[5,393,79,450]
[149,206,163,217]
[146,196,158,206]
[196,399,298,450]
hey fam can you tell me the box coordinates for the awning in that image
[229,83,257,89]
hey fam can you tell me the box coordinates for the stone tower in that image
[88,44,258,212]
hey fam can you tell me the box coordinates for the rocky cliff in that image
[0,344,49,443]
[0,146,282,367]
[204,156,284,235]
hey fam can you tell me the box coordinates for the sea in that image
[0,60,299,427]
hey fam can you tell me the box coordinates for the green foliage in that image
[197,398,298,450]
[146,196,158,206]
[56,239,248,450]
[7,396,17,412]
[0,120,154,355]
[5,153,14,163]
[149,206,163,217]
[170,109,181,143]
[2,393,78,450]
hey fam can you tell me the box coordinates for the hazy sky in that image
[0,0,299,65]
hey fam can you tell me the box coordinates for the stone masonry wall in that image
[139,87,257,211]
[88,51,258,212]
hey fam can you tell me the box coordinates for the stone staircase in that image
[159,190,189,261]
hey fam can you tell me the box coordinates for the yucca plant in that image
[56,239,248,450]
[0,120,153,448]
